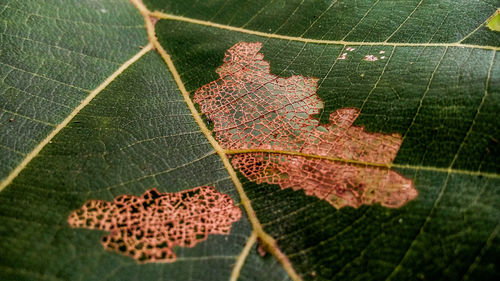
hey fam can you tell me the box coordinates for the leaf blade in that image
[153,13,500,279]
[1,0,499,280]
[0,49,288,281]
[145,0,499,44]
[0,0,147,181]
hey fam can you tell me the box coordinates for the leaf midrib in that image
[130,1,302,280]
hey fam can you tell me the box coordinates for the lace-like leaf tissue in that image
[68,186,241,263]
[194,42,417,209]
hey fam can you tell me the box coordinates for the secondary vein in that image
[152,11,500,51]
[0,44,153,192]
[129,1,303,280]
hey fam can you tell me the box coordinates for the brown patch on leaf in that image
[68,186,241,263]
[194,42,417,209]
[232,153,415,208]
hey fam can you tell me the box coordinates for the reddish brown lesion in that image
[232,153,416,209]
[194,42,418,209]
[68,186,242,263]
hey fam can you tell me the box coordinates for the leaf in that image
[0,0,147,181]
[0,1,287,280]
[194,42,417,209]
[1,0,499,281]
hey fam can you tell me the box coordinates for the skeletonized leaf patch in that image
[68,186,241,263]
[194,42,417,209]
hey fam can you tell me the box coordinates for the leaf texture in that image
[0,41,287,281]
[68,186,242,263]
[194,42,417,209]
[155,20,500,279]
[0,0,499,281]
[0,0,147,180]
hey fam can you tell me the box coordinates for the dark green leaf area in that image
[241,171,500,281]
[156,20,500,173]
[0,52,256,281]
[0,0,147,180]
[145,0,498,45]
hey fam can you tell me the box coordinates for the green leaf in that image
[1,0,499,281]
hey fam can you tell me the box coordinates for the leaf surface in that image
[194,42,417,209]
[1,0,499,281]
[0,0,147,179]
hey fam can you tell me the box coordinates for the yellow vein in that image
[154,38,303,281]
[384,0,424,42]
[384,172,451,281]
[129,1,302,279]
[151,26,303,281]
[448,51,496,170]
[240,0,275,28]
[401,47,449,141]
[0,61,87,92]
[273,0,305,34]
[359,46,395,111]
[460,8,500,43]
[299,0,338,37]
[152,11,500,51]
[341,0,381,40]
[226,149,390,168]
[0,43,153,192]
[225,149,500,179]
[0,108,56,126]
[230,232,257,281]
[462,223,500,281]
[0,144,25,156]
[131,0,157,47]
